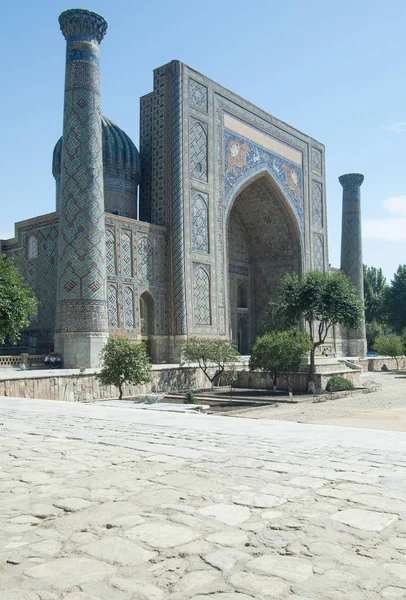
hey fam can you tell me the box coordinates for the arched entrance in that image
[227,174,302,352]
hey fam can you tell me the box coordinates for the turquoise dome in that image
[52,116,141,181]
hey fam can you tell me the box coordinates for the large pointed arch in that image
[226,170,302,351]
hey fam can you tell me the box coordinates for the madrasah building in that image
[0,9,366,368]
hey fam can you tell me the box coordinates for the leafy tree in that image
[98,336,152,399]
[182,337,239,389]
[366,320,384,351]
[260,301,290,335]
[250,329,312,394]
[279,270,364,384]
[363,265,388,324]
[0,255,37,345]
[386,265,406,333]
[373,334,404,371]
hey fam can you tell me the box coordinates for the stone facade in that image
[0,9,366,365]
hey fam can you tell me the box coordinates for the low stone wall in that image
[365,356,406,372]
[238,367,360,392]
[0,365,215,402]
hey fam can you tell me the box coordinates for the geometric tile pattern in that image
[312,180,323,227]
[313,234,324,271]
[193,265,211,325]
[138,237,153,281]
[56,12,108,333]
[139,93,153,222]
[121,231,132,277]
[171,62,187,335]
[123,286,135,329]
[107,284,119,328]
[312,147,322,174]
[27,234,38,260]
[151,67,167,226]
[106,229,116,275]
[192,192,209,253]
[189,79,208,113]
[190,118,208,182]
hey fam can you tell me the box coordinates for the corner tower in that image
[55,9,109,368]
[339,173,367,357]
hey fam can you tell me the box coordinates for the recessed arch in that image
[139,290,155,336]
[226,171,302,350]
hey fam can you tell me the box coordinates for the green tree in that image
[279,270,364,385]
[250,329,312,394]
[373,334,404,371]
[363,265,388,324]
[98,336,152,399]
[386,265,406,333]
[0,255,37,345]
[260,301,290,335]
[182,337,239,389]
[366,320,384,351]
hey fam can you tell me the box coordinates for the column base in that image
[55,332,108,369]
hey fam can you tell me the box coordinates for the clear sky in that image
[1,0,405,282]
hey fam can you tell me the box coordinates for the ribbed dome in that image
[52,116,141,181]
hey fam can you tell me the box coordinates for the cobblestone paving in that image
[0,398,406,599]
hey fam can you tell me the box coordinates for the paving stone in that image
[383,562,406,581]
[206,530,248,546]
[110,576,166,599]
[82,535,156,565]
[381,586,406,598]
[232,491,286,508]
[106,515,145,529]
[203,548,252,571]
[198,504,251,526]
[126,521,200,548]
[53,498,93,512]
[0,592,40,600]
[247,555,313,583]
[191,594,256,600]
[28,539,63,557]
[331,508,398,531]
[24,557,115,588]
[228,571,291,598]
[31,504,62,519]
[174,570,229,595]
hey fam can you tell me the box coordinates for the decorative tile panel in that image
[189,79,208,113]
[312,147,322,174]
[193,265,211,325]
[190,118,208,182]
[124,286,135,329]
[107,284,119,327]
[312,181,323,227]
[191,191,209,253]
[313,234,324,271]
[138,237,153,280]
[105,229,116,275]
[27,234,38,260]
[121,231,133,277]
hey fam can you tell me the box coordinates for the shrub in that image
[184,390,196,404]
[326,375,354,392]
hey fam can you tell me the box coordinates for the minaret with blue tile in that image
[339,173,367,357]
[55,9,109,368]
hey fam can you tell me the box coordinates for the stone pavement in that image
[0,397,406,600]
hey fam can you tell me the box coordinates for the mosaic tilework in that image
[27,235,38,260]
[190,118,208,182]
[313,234,325,271]
[121,231,133,277]
[170,62,187,336]
[189,79,208,113]
[312,180,323,227]
[105,229,116,275]
[151,67,168,226]
[107,284,119,327]
[138,237,154,281]
[191,191,209,253]
[312,147,322,174]
[123,286,135,329]
[193,265,211,325]
[56,11,108,334]
[339,174,364,290]
[2,218,59,353]
[139,93,153,222]
[223,128,304,236]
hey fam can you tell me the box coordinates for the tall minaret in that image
[55,9,109,368]
[339,173,367,357]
